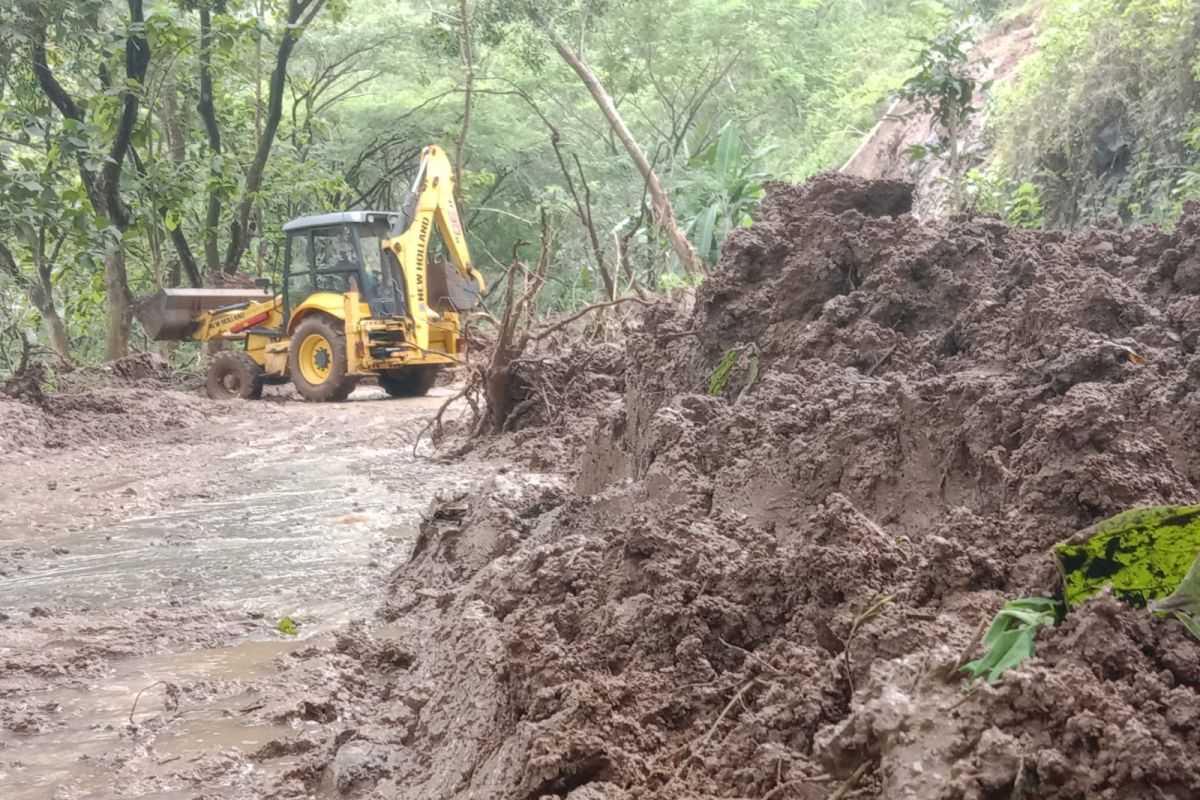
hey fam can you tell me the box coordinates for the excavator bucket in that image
[135,288,272,341]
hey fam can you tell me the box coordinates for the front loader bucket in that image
[135,288,272,341]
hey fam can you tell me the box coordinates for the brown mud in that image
[251,175,1200,799]
[8,173,1200,799]
[0,381,496,799]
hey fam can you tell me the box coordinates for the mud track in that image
[0,386,497,799]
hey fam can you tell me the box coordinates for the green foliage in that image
[962,597,1061,683]
[681,122,774,265]
[897,25,990,205]
[898,27,986,140]
[962,169,1044,228]
[1006,181,1044,229]
[1055,506,1200,610]
[0,0,983,365]
[988,0,1200,227]
[708,348,739,396]
[706,344,760,400]
[276,616,300,635]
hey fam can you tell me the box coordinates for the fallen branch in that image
[411,364,484,457]
[842,594,895,696]
[950,616,989,676]
[670,677,762,784]
[762,775,834,800]
[532,295,654,341]
[864,343,899,377]
[129,680,166,726]
[717,636,782,676]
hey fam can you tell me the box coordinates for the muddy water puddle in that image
[0,398,491,799]
[1,452,415,617]
[2,642,299,799]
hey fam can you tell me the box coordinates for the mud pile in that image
[56,351,175,392]
[478,337,628,472]
[267,175,1200,799]
[0,353,209,456]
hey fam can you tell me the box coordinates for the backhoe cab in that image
[135,145,484,402]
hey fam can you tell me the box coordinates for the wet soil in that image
[0,385,497,799]
[243,177,1200,800]
[9,174,1200,800]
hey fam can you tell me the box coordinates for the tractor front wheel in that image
[205,351,265,400]
[289,314,356,402]
[379,366,440,398]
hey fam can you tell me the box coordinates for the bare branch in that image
[532,296,653,341]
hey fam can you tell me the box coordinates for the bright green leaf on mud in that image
[708,348,739,396]
[276,616,300,636]
[1054,506,1200,610]
[962,597,1061,683]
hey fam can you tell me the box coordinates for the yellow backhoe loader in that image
[135,145,484,402]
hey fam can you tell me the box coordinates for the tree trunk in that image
[36,293,71,361]
[1,241,72,362]
[34,256,70,359]
[31,0,148,360]
[948,113,962,210]
[454,0,473,193]
[223,0,325,273]
[198,4,223,275]
[104,248,133,360]
[533,16,704,279]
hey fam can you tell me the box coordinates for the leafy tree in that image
[0,0,977,367]
[897,26,988,210]
[682,122,774,265]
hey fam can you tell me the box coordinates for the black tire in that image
[288,314,356,402]
[205,351,265,400]
[379,366,440,398]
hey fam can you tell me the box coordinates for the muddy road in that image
[0,387,495,799]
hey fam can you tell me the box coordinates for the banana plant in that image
[681,122,776,265]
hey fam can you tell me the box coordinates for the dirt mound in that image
[1,351,212,456]
[0,387,210,456]
[258,176,1200,799]
[469,338,628,472]
[57,351,174,393]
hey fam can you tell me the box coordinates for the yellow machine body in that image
[134,145,485,401]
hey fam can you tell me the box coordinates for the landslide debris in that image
[0,353,208,456]
[260,174,1200,799]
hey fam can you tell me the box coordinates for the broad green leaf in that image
[961,597,1060,683]
[1055,506,1200,610]
[695,204,719,264]
[715,122,741,182]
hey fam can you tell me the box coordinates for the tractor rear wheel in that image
[379,366,440,398]
[289,314,356,402]
[205,351,265,400]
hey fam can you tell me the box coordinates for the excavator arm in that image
[383,145,485,352]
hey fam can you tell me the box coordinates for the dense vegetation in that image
[0,0,990,367]
[3,0,1197,370]
[979,0,1200,228]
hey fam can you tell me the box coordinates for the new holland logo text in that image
[211,311,243,329]
[414,217,430,305]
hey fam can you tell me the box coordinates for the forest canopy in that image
[5,0,1195,369]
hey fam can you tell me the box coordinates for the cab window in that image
[285,232,313,310]
[356,222,389,298]
[311,225,358,294]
